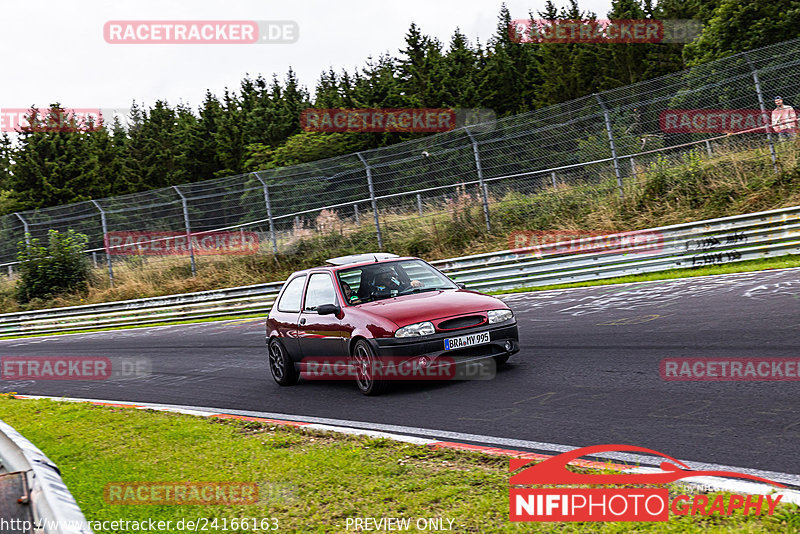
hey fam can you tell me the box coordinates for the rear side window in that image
[277,276,306,313]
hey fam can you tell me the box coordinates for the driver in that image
[372,267,422,294]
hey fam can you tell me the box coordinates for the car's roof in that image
[287,255,420,277]
[326,252,399,266]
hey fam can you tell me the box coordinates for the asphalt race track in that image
[2,269,799,476]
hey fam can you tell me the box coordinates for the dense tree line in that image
[1,0,796,215]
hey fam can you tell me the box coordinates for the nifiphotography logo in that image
[509,444,785,522]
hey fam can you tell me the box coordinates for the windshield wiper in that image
[398,286,447,295]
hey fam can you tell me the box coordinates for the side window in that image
[276,276,306,313]
[304,273,337,311]
[338,269,362,305]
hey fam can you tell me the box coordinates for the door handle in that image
[299,318,306,325]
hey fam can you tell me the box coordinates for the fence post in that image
[90,200,115,287]
[745,53,779,173]
[172,185,196,277]
[464,128,492,233]
[12,213,30,245]
[356,152,383,250]
[594,93,625,200]
[629,157,638,182]
[252,172,278,254]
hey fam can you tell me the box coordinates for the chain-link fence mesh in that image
[3,38,800,284]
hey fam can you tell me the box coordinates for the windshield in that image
[336,259,457,305]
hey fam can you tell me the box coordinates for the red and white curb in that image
[11,394,800,505]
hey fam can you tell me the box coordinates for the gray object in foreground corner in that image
[0,419,92,534]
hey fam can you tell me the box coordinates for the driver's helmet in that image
[373,266,398,288]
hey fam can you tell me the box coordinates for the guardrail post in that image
[354,204,359,224]
[745,53,779,173]
[465,128,492,233]
[90,200,115,287]
[12,213,30,245]
[172,185,196,277]
[417,193,423,216]
[594,93,625,200]
[551,171,557,189]
[705,140,713,157]
[7,265,12,278]
[252,172,278,254]
[356,152,383,250]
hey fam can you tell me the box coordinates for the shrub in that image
[16,229,91,303]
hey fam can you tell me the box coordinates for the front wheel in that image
[351,340,388,396]
[494,353,510,366]
[268,338,299,386]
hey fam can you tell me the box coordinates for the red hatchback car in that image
[266,254,520,395]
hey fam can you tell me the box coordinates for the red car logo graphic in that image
[510,444,785,487]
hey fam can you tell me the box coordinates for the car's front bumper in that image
[368,320,519,368]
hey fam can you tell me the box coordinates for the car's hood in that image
[356,289,507,327]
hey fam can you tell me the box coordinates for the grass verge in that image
[0,396,795,533]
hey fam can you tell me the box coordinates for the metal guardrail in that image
[0,419,92,533]
[435,205,800,291]
[0,206,798,337]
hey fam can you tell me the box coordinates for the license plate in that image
[444,331,490,351]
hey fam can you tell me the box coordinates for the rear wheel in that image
[268,339,299,386]
[352,340,388,396]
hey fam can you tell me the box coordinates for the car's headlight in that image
[395,321,436,338]
[488,309,513,324]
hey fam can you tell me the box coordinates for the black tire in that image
[351,339,388,396]
[494,353,510,366]
[268,338,299,386]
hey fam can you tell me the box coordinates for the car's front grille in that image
[437,315,485,331]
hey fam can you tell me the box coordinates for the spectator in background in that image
[771,96,797,139]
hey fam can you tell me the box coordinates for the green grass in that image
[0,397,795,533]
[491,254,800,295]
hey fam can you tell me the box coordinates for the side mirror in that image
[316,303,341,315]
[456,282,467,289]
